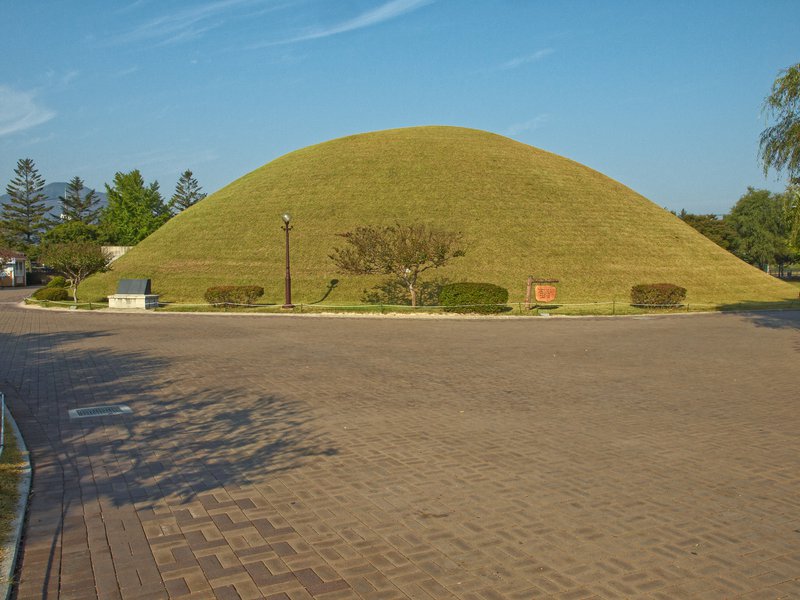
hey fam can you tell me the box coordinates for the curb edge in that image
[0,406,31,600]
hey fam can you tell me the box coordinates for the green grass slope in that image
[82,126,797,306]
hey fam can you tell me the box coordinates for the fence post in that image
[612,300,616,316]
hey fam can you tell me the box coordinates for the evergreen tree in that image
[1,158,49,249]
[169,169,206,214]
[99,170,170,245]
[57,176,102,224]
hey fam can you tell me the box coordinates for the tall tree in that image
[760,63,800,183]
[169,169,206,214]
[760,63,800,251]
[727,188,792,271]
[1,158,49,249]
[99,170,170,245]
[330,223,465,307]
[57,176,102,224]
[785,184,800,250]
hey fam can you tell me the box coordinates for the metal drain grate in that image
[68,405,132,419]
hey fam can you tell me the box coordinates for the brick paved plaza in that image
[0,287,798,599]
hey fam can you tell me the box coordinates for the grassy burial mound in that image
[82,126,797,307]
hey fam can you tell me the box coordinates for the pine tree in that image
[1,158,50,249]
[169,169,206,214]
[57,176,102,224]
[99,170,170,245]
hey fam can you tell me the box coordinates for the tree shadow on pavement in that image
[0,329,338,511]
[716,301,800,331]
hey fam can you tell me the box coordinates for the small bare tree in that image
[39,242,112,302]
[330,223,465,307]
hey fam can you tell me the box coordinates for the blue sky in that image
[0,0,797,214]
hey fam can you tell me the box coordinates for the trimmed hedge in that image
[204,285,265,306]
[439,282,509,314]
[46,275,68,288]
[33,287,70,301]
[630,283,687,307]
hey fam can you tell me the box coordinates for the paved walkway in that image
[0,288,799,599]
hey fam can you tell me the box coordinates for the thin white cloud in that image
[499,48,554,71]
[19,132,57,148]
[111,0,264,46]
[505,114,550,137]
[258,0,433,46]
[112,66,141,78]
[0,86,56,137]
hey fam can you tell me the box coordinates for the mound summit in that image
[82,126,796,306]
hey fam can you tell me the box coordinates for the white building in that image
[0,251,26,287]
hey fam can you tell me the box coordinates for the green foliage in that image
[39,242,111,302]
[785,184,800,252]
[678,210,738,251]
[760,63,800,183]
[204,285,265,306]
[32,287,70,301]
[727,188,793,269]
[630,283,687,307]
[361,278,445,306]
[330,222,465,307]
[46,275,67,288]
[56,176,102,224]
[42,220,99,245]
[99,170,170,245]
[170,169,206,214]
[439,282,509,313]
[1,158,50,249]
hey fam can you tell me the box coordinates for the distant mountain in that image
[0,182,107,218]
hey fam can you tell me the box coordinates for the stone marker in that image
[108,279,159,309]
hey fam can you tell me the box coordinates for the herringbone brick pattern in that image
[0,288,798,599]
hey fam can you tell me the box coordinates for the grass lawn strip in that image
[0,405,30,598]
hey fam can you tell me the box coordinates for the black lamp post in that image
[281,213,294,309]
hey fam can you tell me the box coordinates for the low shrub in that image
[361,278,445,306]
[233,285,264,304]
[33,287,70,301]
[439,282,509,314]
[630,283,687,307]
[46,275,68,288]
[204,285,265,306]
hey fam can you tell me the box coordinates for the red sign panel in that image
[535,285,557,302]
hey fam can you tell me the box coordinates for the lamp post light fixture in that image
[281,213,294,309]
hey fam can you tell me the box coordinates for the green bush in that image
[439,282,509,314]
[361,278,446,306]
[46,275,68,288]
[33,287,70,301]
[204,285,265,306]
[630,283,687,307]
